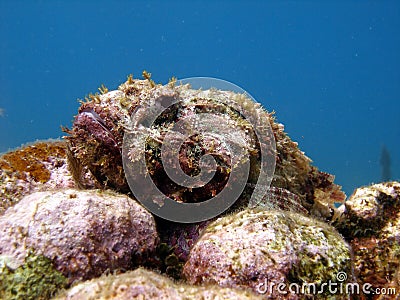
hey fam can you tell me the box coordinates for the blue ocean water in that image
[0,1,399,197]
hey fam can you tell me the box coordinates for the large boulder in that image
[183,209,353,299]
[0,188,159,285]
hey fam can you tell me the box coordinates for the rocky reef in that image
[334,182,400,299]
[1,73,397,299]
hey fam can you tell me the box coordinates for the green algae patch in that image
[0,251,67,300]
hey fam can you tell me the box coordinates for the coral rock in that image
[334,181,400,298]
[183,209,353,299]
[155,187,308,280]
[53,267,262,300]
[0,189,159,284]
[0,140,82,215]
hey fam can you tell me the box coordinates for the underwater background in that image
[0,0,399,197]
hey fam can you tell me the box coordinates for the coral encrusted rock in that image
[0,140,81,215]
[334,181,400,298]
[0,188,158,285]
[53,268,262,300]
[64,72,344,221]
[183,209,353,299]
[155,187,309,280]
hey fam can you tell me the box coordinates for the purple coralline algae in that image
[0,188,158,285]
[334,182,400,299]
[53,267,263,300]
[183,209,353,299]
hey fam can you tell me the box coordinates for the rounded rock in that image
[334,181,400,296]
[0,188,159,284]
[183,209,353,299]
[53,268,262,300]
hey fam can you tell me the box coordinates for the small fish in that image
[0,108,4,117]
